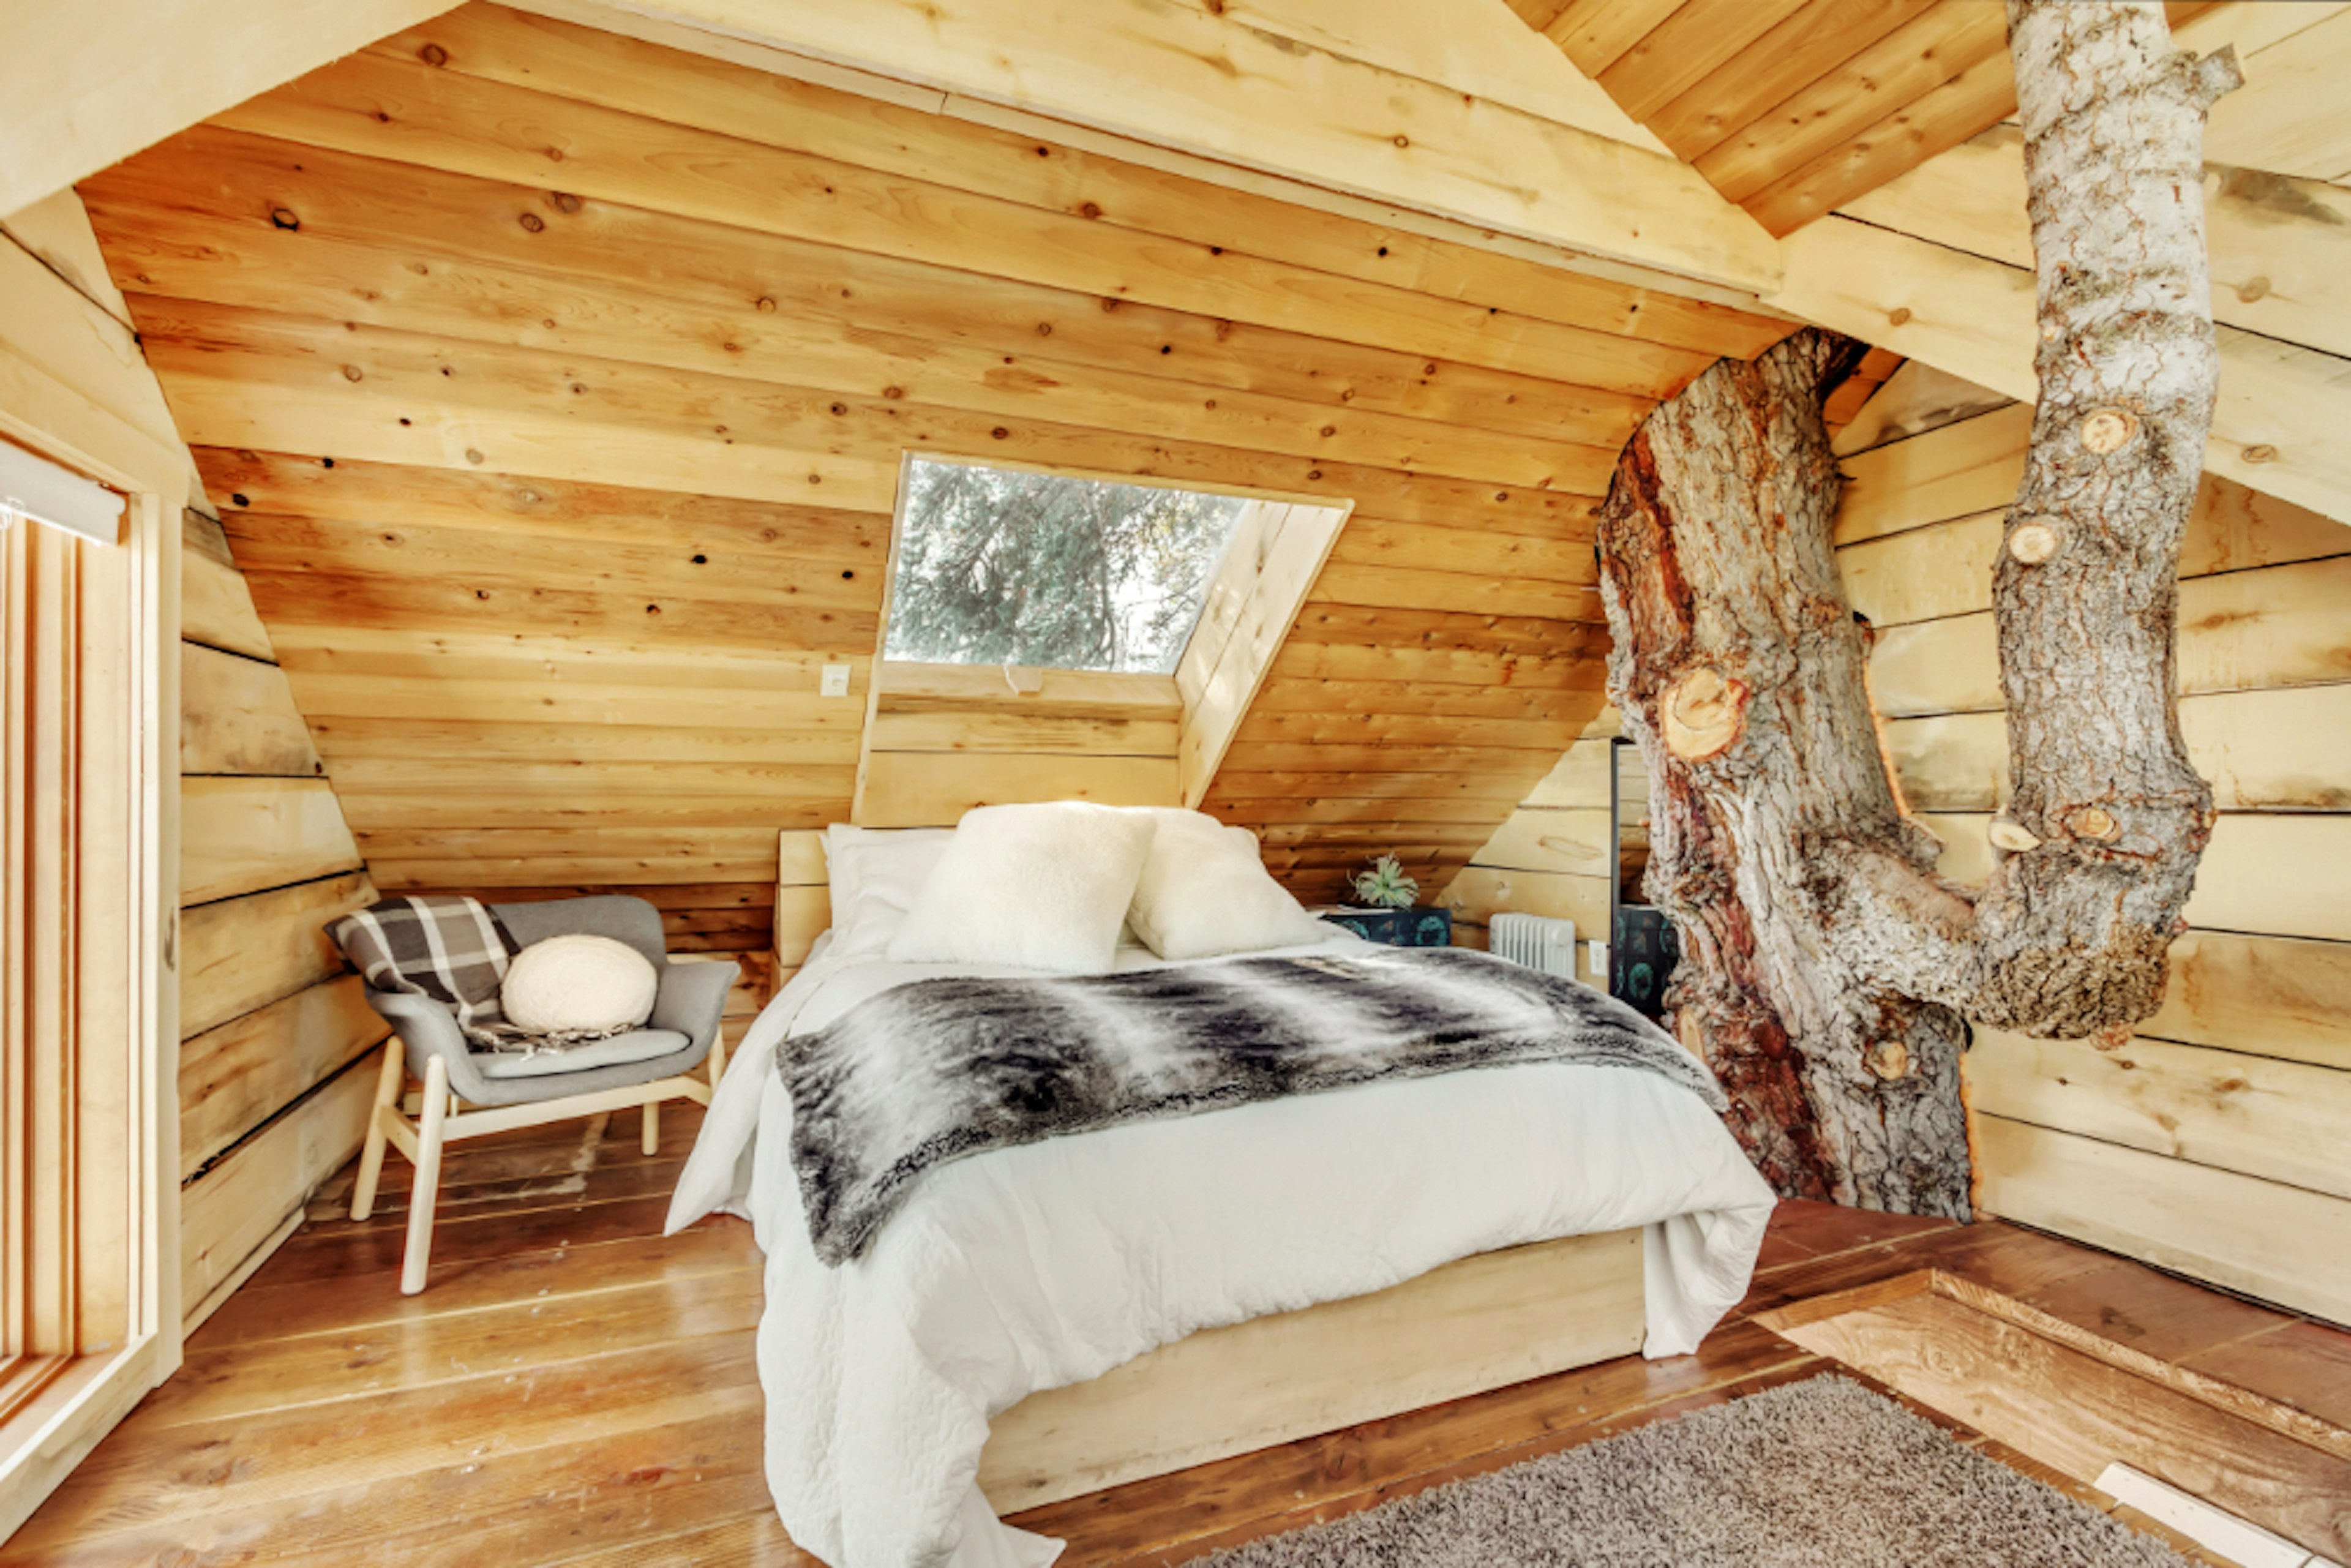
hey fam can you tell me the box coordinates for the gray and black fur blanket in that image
[779,947,1725,1266]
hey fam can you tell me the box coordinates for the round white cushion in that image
[501,934,659,1035]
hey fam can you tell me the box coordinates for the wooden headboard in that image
[775,830,831,992]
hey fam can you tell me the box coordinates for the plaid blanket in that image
[329,895,629,1055]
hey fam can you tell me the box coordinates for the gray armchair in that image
[349,895,741,1294]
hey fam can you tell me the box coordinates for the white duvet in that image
[667,933,1777,1568]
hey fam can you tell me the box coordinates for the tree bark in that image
[1599,331,1974,1214]
[1595,1,2236,1215]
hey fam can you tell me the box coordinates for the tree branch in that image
[1592,1,2224,1211]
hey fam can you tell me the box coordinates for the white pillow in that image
[886,802,1158,973]
[501,934,658,1034]
[1126,808,1327,961]
[824,824,954,961]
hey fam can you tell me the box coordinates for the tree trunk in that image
[1595,1,2237,1215]
[1599,332,1974,1214]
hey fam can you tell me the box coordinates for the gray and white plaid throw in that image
[329,895,628,1056]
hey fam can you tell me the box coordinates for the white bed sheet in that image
[667,934,1777,1568]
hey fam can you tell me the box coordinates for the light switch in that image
[820,662,851,698]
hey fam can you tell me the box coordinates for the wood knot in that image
[1660,666,1748,762]
[1887,307,1912,327]
[1987,819,2041,852]
[2066,806,2120,842]
[2079,408,2139,455]
[2008,517,2062,565]
[1864,1041,1911,1081]
[419,42,449,67]
[2241,443,2276,464]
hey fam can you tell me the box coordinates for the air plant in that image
[1351,854,1420,910]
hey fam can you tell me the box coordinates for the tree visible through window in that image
[884,459,1250,674]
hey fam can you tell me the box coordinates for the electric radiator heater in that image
[1489,912,1577,978]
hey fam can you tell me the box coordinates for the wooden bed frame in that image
[979,1226,1646,1513]
[772,832,1650,1514]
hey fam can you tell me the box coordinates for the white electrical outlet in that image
[820,662,852,698]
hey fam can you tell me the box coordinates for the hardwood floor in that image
[8,1106,2346,1566]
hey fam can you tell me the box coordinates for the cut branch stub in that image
[1988,819,2042,852]
[2079,407,2140,454]
[2067,806,2120,842]
[2008,517,2063,563]
[1661,666,1748,761]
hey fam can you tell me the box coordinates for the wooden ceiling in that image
[84,2,1792,918]
[1506,0,2221,235]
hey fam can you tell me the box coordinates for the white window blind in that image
[0,440,124,546]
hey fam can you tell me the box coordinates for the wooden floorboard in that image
[9,1118,2346,1566]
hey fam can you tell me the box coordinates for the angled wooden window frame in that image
[851,451,1349,826]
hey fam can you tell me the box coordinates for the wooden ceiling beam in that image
[375,8,1774,358]
[1841,127,2351,364]
[1534,0,2221,231]
[1643,0,1939,165]
[206,51,1728,396]
[0,0,460,218]
[2197,3,2351,180]
[1596,0,1807,127]
[500,0,1781,293]
[1779,6,2351,527]
[1772,216,2351,529]
[91,134,1648,456]
[1162,0,1667,153]
[1694,4,2010,208]
[1542,0,1687,80]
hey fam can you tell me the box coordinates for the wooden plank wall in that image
[73,0,1796,926]
[855,665,1185,830]
[1437,725,1616,985]
[177,512,386,1330]
[1831,371,2351,1326]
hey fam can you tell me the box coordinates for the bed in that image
[666,822,1776,1568]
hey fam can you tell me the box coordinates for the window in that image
[0,438,171,1536]
[0,221,181,1536]
[883,458,1253,675]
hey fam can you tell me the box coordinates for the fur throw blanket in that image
[779,947,1726,1266]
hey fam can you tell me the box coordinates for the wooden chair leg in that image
[401,1054,451,1296]
[350,1040,405,1222]
[642,1097,659,1157]
[708,1037,726,1092]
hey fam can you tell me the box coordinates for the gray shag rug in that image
[1199,1375,2193,1567]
